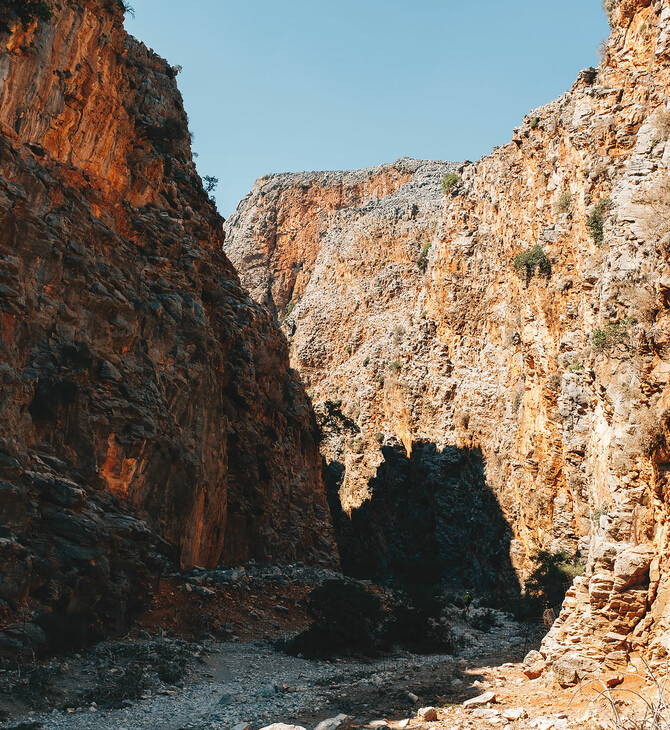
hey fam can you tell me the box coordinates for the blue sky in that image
[126,1,610,217]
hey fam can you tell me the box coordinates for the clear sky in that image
[126,1,610,217]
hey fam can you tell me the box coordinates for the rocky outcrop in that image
[225,0,670,668]
[0,0,335,651]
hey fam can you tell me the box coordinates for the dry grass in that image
[580,662,670,729]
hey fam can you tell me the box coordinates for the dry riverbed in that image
[0,614,623,730]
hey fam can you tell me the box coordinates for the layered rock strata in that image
[225,0,670,670]
[0,0,335,651]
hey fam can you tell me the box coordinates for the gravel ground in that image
[1,610,539,730]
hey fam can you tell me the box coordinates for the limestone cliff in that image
[225,0,670,672]
[0,0,335,652]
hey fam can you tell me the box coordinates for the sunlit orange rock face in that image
[226,0,670,673]
[0,0,335,651]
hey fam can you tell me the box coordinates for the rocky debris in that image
[530,717,569,730]
[314,714,352,730]
[523,651,546,680]
[550,654,599,688]
[462,691,497,708]
[0,0,336,649]
[416,707,437,721]
[3,637,630,730]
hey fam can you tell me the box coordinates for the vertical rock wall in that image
[0,0,336,651]
[225,0,670,669]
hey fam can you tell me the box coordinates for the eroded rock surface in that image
[225,0,670,668]
[0,0,335,651]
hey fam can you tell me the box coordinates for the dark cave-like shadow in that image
[326,441,522,599]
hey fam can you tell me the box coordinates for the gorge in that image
[1,0,670,721]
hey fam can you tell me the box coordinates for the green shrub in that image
[144,118,189,151]
[363,356,370,367]
[529,116,540,129]
[374,432,384,444]
[203,175,218,195]
[417,242,431,272]
[441,173,461,195]
[525,549,584,610]
[389,360,402,373]
[554,191,573,214]
[513,244,551,282]
[591,318,634,352]
[386,586,457,654]
[279,580,385,658]
[590,504,609,523]
[586,198,612,246]
[320,400,358,435]
[0,0,51,33]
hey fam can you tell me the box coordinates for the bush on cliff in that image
[513,244,551,283]
[417,242,431,271]
[0,0,52,33]
[441,173,461,195]
[586,198,612,246]
[143,118,190,152]
[591,318,635,352]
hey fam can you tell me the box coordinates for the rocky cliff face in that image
[225,0,670,672]
[0,0,335,653]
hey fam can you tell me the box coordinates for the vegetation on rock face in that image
[591,318,635,352]
[554,191,573,215]
[143,117,189,152]
[513,244,551,282]
[529,116,540,129]
[441,173,461,195]
[587,198,612,246]
[602,0,615,25]
[525,550,584,611]
[417,242,431,271]
[0,0,52,33]
[203,175,218,196]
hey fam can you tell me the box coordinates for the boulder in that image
[463,691,496,708]
[613,545,655,592]
[417,707,438,721]
[523,649,546,679]
[551,653,599,687]
[314,715,352,730]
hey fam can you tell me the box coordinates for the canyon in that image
[1,0,670,713]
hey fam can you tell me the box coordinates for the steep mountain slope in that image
[0,0,335,653]
[225,0,670,673]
